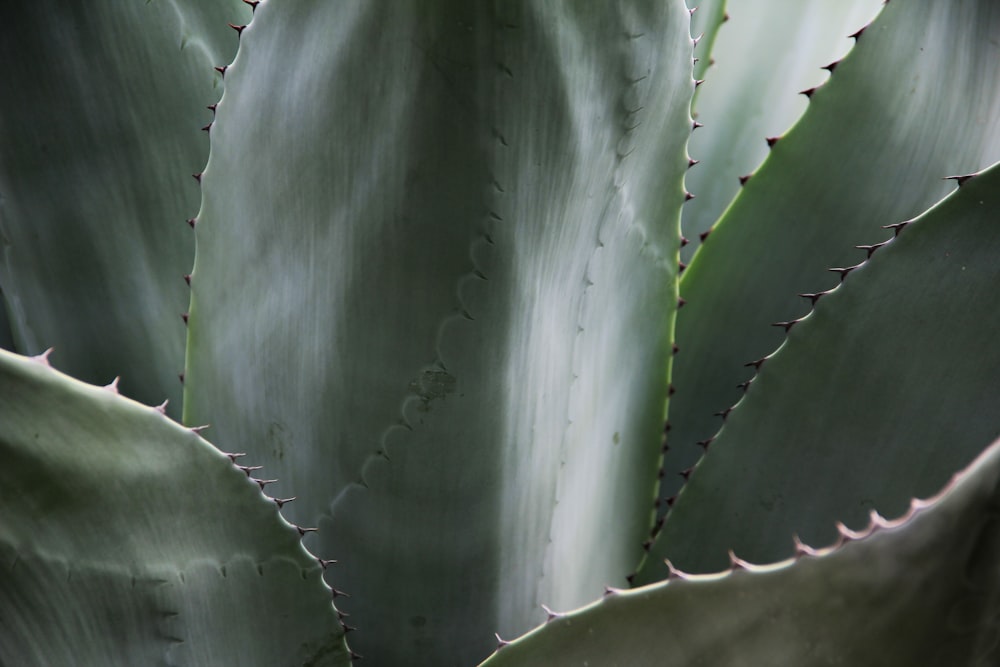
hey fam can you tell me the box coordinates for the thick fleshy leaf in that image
[0,0,248,414]
[482,436,1000,667]
[183,2,693,663]
[0,349,349,666]
[681,0,882,258]
[662,0,1000,508]
[642,161,1000,581]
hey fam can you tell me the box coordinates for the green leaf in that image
[662,0,1000,508]
[681,0,882,258]
[0,348,349,666]
[643,160,1000,580]
[0,0,248,414]
[481,435,1000,667]
[183,2,693,663]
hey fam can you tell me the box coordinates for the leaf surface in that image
[0,0,248,414]
[0,349,349,666]
[183,2,693,663]
[681,0,883,258]
[644,160,1000,579]
[482,435,1000,667]
[662,0,1000,509]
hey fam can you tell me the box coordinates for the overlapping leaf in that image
[643,160,1000,580]
[662,0,1000,510]
[483,435,1000,666]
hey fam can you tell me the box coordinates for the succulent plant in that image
[2,0,999,665]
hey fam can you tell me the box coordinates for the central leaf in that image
[183,2,693,663]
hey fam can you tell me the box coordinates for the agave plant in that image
[2,0,999,664]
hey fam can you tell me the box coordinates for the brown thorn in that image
[744,357,767,370]
[692,121,704,131]
[798,291,829,305]
[317,558,337,569]
[944,173,975,187]
[155,400,169,415]
[237,465,263,476]
[679,467,694,481]
[190,424,211,435]
[696,437,713,451]
[684,191,695,201]
[192,173,202,183]
[103,377,121,394]
[799,87,817,98]
[495,633,510,649]
[687,158,700,169]
[272,496,296,508]
[296,526,318,536]
[828,265,860,282]
[738,174,751,186]
[181,313,189,325]
[699,228,712,242]
[822,60,839,73]
[201,123,212,133]
[714,406,733,421]
[242,0,260,10]
[187,217,196,228]
[855,242,887,258]
[882,221,910,236]
[694,79,705,88]
[849,25,866,40]
[253,478,278,489]
[214,65,228,78]
[680,236,690,247]
[677,297,687,309]
[766,136,780,148]
[772,319,799,332]
[737,378,753,392]
[206,103,217,113]
[183,274,192,286]
[678,260,687,274]
[225,452,247,462]
[228,23,246,35]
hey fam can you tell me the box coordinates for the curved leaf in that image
[643,160,1000,580]
[183,2,693,663]
[0,349,349,666]
[483,435,1000,667]
[681,0,882,258]
[662,0,1000,509]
